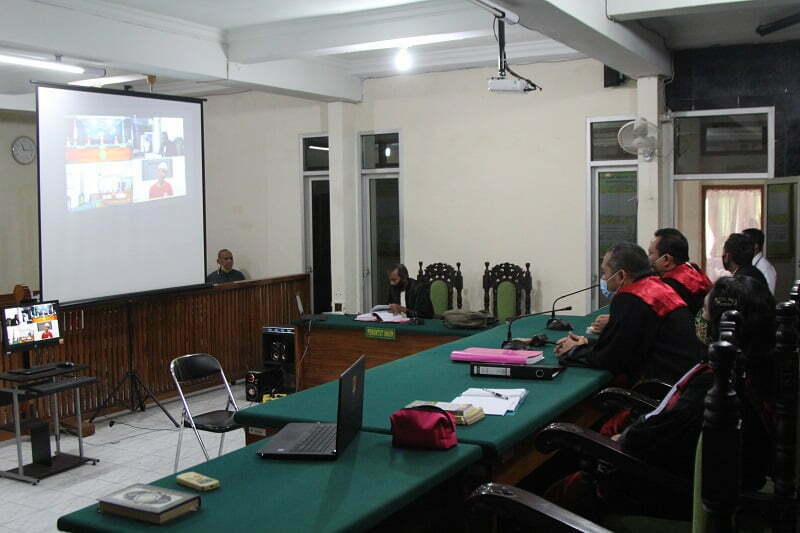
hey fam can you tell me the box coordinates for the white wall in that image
[203,92,327,279]
[352,59,636,313]
[0,110,39,293]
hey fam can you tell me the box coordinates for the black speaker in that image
[245,366,283,402]
[262,326,296,393]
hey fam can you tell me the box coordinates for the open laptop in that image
[257,355,364,459]
[296,294,327,322]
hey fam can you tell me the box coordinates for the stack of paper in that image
[354,305,410,323]
[405,401,486,425]
[451,388,528,416]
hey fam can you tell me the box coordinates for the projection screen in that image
[37,85,206,304]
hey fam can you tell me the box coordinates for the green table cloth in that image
[58,432,483,533]
[293,313,483,337]
[239,311,612,456]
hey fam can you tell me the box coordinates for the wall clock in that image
[11,135,36,165]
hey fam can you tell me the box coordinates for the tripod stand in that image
[89,301,178,426]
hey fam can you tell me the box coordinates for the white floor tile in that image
[0,385,246,532]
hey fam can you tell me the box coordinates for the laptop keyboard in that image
[292,424,336,453]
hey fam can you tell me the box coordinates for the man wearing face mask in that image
[722,233,768,288]
[648,228,711,315]
[387,264,434,319]
[555,243,698,383]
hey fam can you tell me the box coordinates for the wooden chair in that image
[467,339,743,532]
[482,262,532,323]
[417,261,463,316]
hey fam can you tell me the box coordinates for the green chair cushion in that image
[496,281,517,323]
[429,279,449,317]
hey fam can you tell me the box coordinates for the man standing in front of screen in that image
[206,249,246,284]
[149,162,173,199]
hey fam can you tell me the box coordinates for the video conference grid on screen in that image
[38,85,207,304]
[65,115,187,211]
[3,302,60,350]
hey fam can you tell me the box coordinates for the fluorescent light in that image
[309,145,329,151]
[395,48,412,72]
[70,74,146,87]
[0,53,85,74]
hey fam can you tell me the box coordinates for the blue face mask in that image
[599,270,621,299]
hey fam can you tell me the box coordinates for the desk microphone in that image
[502,307,572,350]
[546,284,599,331]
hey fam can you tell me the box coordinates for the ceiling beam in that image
[495,0,671,78]
[226,0,497,63]
[607,0,799,21]
[228,59,363,103]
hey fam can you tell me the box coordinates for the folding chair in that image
[170,353,241,472]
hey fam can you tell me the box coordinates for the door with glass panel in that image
[702,186,763,282]
[361,133,400,309]
[765,176,799,298]
[591,168,638,309]
[302,137,331,313]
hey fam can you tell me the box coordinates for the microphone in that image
[546,284,600,331]
[502,306,572,350]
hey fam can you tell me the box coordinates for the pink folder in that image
[450,347,544,365]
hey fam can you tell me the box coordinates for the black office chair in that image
[170,353,241,472]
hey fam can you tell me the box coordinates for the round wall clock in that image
[11,135,36,165]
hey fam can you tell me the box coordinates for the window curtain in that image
[705,188,762,281]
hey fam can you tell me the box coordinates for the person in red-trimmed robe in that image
[648,228,712,315]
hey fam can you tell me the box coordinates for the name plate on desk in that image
[365,327,397,340]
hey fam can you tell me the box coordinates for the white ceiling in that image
[101,0,429,29]
[1,0,799,106]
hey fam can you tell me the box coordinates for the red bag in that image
[389,405,458,450]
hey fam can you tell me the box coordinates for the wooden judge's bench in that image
[0,274,310,441]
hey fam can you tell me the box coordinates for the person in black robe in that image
[546,275,776,521]
[723,233,768,288]
[387,264,434,319]
[648,228,712,315]
[556,242,699,384]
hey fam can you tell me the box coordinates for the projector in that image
[488,77,529,93]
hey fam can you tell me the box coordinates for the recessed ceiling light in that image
[394,48,412,72]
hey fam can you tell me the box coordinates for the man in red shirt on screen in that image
[40,322,53,339]
[149,162,173,199]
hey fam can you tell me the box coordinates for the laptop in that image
[296,294,327,322]
[257,355,364,459]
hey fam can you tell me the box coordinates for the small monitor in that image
[2,301,62,354]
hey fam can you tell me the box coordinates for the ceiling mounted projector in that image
[488,77,529,93]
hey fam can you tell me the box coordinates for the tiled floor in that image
[0,384,249,532]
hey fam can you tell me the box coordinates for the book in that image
[405,400,486,425]
[98,483,200,525]
[450,347,544,365]
[451,388,528,416]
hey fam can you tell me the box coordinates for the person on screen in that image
[387,264,434,319]
[149,163,174,199]
[40,322,53,339]
[159,132,177,157]
[206,249,246,284]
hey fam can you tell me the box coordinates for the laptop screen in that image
[336,355,365,453]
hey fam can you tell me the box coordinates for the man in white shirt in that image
[743,228,777,294]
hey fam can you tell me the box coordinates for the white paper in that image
[453,388,528,415]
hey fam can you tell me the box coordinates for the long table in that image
[296,314,482,389]
[240,312,612,481]
[57,432,483,533]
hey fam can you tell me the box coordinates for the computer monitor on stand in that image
[2,300,62,368]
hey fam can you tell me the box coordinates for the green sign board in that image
[364,327,396,340]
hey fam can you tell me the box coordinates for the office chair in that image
[170,353,241,472]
